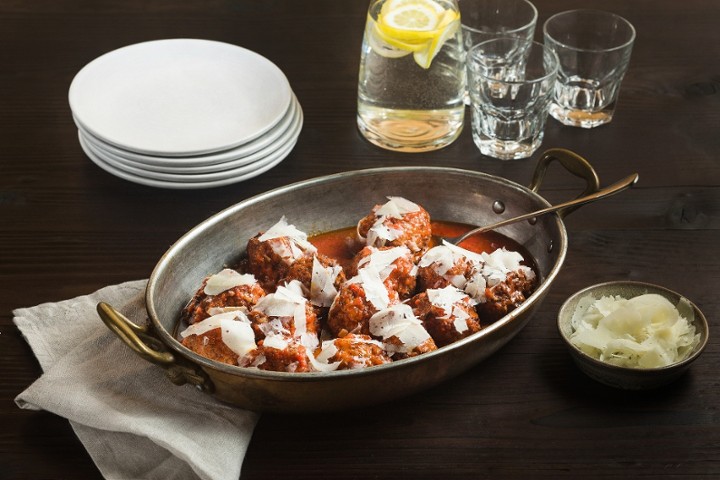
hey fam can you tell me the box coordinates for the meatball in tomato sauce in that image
[409,286,482,347]
[181,269,265,325]
[357,197,432,260]
[327,269,400,337]
[348,245,417,300]
[247,217,318,292]
[313,334,392,370]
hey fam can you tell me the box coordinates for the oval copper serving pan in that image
[98,149,629,413]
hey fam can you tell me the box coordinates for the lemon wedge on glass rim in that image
[371,0,460,69]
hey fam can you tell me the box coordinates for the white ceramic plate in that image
[75,94,300,168]
[80,97,303,174]
[80,133,298,189]
[69,38,292,156]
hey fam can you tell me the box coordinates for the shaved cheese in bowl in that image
[569,293,701,369]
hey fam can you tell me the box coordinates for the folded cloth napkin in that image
[14,280,259,480]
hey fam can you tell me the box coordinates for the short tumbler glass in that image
[460,0,538,49]
[543,9,636,128]
[468,38,558,160]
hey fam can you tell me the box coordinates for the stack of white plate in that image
[69,39,302,189]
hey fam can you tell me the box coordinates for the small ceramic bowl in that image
[558,281,709,390]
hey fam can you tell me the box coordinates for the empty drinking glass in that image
[468,38,558,160]
[543,9,636,128]
[460,0,538,48]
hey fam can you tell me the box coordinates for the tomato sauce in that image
[309,220,537,271]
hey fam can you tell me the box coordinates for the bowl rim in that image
[557,280,710,373]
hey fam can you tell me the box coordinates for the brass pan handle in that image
[97,302,213,392]
[529,148,602,218]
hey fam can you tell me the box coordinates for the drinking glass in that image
[468,38,558,160]
[460,0,538,49]
[357,0,466,152]
[543,9,636,128]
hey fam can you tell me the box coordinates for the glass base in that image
[549,103,613,128]
[356,108,464,153]
[473,132,541,160]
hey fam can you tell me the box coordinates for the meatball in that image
[476,270,537,322]
[313,334,392,370]
[181,269,266,325]
[249,280,321,349]
[181,328,238,365]
[349,246,417,299]
[416,243,480,292]
[357,197,432,260]
[179,310,257,366]
[281,254,346,308]
[464,247,538,322]
[368,303,438,359]
[409,286,482,347]
[327,271,400,337]
[240,337,312,373]
[246,217,317,291]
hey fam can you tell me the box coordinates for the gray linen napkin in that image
[14,279,259,480]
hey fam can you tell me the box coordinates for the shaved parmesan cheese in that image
[427,285,468,310]
[179,310,251,338]
[309,340,342,372]
[355,266,391,311]
[254,279,317,349]
[179,310,256,358]
[254,280,308,318]
[375,196,421,218]
[363,197,420,247]
[262,333,290,350]
[366,224,402,247]
[310,256,342,307]
[258,216,317,260]
[463,272,487,304]
[479,248,535,288]
[427,286,472,333]
[220,319,256,357]
[418,242,482,284]
[357,246,411,280]
[569,293,700,368]
[418,246,450,271]
[369,304,431,351]
[203,269,257,296]
[207,306,248,316]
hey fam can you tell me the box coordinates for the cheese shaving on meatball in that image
[258,216,317,260]
[375,196,421,217]
[348,266,392,311]
[364,197,421,247]
[357,246,415,280]
[253,280,318,350]
[309,341,342,372]
[310,256,342,307]
[369,304,432,351]
[478,248,535,287]
[427,286,473,333]
[203,269,258,296]
[179,310,256,357]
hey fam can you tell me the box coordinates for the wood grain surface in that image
[1,0,718,478]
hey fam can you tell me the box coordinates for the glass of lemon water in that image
[357,0,466,152]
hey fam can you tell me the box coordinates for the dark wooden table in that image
[2,0,718,478]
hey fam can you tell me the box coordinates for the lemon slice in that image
[382,0,445,15]
[372,0,459,68]
[412,9,459,69]
[366,17,414,58]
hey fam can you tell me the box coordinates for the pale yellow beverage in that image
[357,0,465,152]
